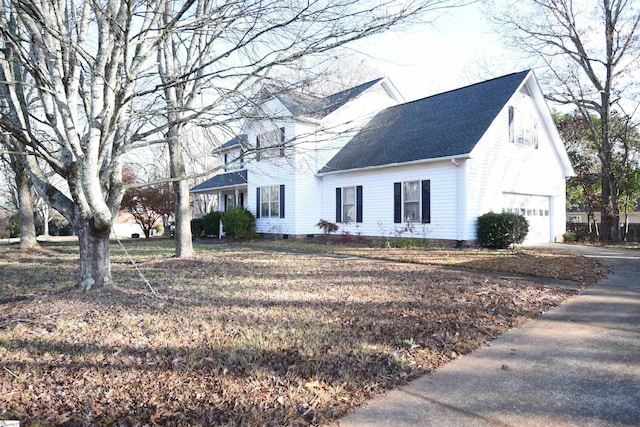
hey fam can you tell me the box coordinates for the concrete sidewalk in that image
[336,245,640,427]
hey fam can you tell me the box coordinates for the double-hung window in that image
[394,180,430,223]
[256,185,285,218]
[403,181,420,222]
[335,186,362,223]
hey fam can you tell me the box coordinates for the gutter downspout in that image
[451,158,467,245]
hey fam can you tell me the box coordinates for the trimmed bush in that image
[477,212,529,249]
[221,207,256,239]
[562,231,577,243]
[202,211,223,237]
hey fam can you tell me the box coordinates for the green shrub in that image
[190,218,204,239]
[477,212,529,249]
[221,207,256,239]
[563,231,577,243]
[202,211,223,237]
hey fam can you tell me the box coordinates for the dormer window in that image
[222,149,242,170]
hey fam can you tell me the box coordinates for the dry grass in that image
[0,239,606,426]
[249,239,611,284]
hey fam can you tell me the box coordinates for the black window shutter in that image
[279,184,285,218]
[356,185,363,223]
[279,127,286,157]
[256,187,261,218]
[421,180,431,224]
[508,106,515,143]
[256,136,261,161]
[335,188,342,223]
[393,182,401,223]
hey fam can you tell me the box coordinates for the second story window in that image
[508,105,539,148]
[256,127,286,160]
[223,150,242,170]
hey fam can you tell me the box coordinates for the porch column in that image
[218,191,223,211]
[234,188,239,207]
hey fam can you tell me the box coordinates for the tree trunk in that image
[610,177,621,242]
[75,215,112,290]
[623,202,629,242]
[168,129,194,258]
[600,172,612,241]
[14,159,38,249]
[163,214,172,236]
[41,205,50,236]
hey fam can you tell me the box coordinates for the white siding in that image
[242,97,297,234]
[244,81,401,236]
[467,82,568,243]
[241,75,569,242]
[320,161,459,240]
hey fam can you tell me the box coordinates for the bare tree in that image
[0,0,464,290]
[487,0,640,242]
[0,151,37,248]
[155,0,466,258]
[274,50,383,96]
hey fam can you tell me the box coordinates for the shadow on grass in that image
[0,239,580,425]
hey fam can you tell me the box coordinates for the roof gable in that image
[319,70,531,174]
[214,134,247,153]
[268,78,384,119]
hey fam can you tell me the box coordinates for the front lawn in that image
[0,239,601,425]
[248,238,611,283]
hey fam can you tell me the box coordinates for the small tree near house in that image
[317,219,339,234]
[120,167,174,239]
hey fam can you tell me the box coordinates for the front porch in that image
[190,170,248,217]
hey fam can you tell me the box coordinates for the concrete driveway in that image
[336,244,640,427]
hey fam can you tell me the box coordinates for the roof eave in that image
[190,182,248,194]
[295,115,322,124]
[212,145,240,154]
[317,153,472,176]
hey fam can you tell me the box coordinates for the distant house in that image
[111,211,146,239]
[191,70,574,244]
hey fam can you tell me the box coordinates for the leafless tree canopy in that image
[0,0,464,288]
[487,0,640,242]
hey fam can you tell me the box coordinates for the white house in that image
[190,70,574,245]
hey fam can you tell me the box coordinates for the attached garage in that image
[503,193,551,244]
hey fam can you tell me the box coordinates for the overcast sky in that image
[349,2,524,102]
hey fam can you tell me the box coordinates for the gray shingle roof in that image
[275,78,384,119]
[319,70,530,174]
[190,169,247,193]
[214,134,247,153]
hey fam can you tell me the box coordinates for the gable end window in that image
[256,184,285,218]
[336,186,363,223]
[508,105,539,148]
[394,180,430,223]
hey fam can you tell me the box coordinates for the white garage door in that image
[502,194,551,244]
